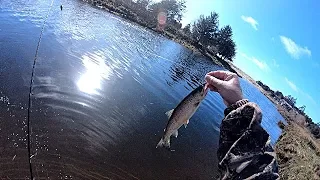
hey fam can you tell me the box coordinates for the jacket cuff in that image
[224,99,249,116]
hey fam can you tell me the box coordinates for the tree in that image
[256,81,263,86]
[134,0,153,21]
[298,105,306,114]
[216,25,236,60]
[275,91,284,99]
[192,15,206,44]
[136,0,152,11]
[182,24,191,36]
[192,12,219,47]
[205,11,219,42]
[191,12,236,60]
[149,0,186,23]
[219,38,236,60]
[285,95,297,107]
[305,114,313,124]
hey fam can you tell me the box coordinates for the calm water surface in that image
[0,0,284,179]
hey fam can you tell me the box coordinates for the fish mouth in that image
[194,83,208,97]
[202,83,209,96]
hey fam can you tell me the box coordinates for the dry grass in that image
[276,104,306,126]
[275,122,320,180]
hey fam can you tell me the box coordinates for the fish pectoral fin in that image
[184,119,189,128]
[173,130,178,138]
[165,109,174,118]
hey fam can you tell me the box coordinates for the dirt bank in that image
[275,122,320,179]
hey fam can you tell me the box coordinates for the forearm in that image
[218,100,279,180]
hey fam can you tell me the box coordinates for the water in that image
[0,0,284,179]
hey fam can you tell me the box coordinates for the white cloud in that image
[304,92,317,106]
[240,53,270,72]
[241,15,258,30]
[284,77,298,92]
[280,36,311,59]
[273,59,279,68]
[252,58,270,71]
[240,52,251,60]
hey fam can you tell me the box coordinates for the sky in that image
[179,0,320,122]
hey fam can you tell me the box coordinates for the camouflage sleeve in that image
[218,100,279,180]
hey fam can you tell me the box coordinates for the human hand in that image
[205,71,243,106]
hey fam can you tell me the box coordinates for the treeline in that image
[257,81,303,112]
[84,0,236,61]
[257,80,320,138]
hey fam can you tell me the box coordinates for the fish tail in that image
[156,137,170,149]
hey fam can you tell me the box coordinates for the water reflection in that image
[77,52,112,94]
[166,51,221,89]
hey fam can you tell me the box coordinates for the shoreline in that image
[80,0,239,75]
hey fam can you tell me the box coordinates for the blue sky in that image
[180,0,320,122]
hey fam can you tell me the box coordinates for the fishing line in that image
[27,0,55,178]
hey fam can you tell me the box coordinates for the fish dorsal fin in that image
[184,119,189,128]
[165,109,174,118]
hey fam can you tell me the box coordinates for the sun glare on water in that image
[77,53,112,95]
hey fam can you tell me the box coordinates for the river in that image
[0,0,284,179]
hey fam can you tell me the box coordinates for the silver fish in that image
[156,84,208,148]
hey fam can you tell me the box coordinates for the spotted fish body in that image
[156,84,208,148]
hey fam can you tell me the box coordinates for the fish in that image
[156,84,208,149]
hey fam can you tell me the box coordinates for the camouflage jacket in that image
[218,100,279,180]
